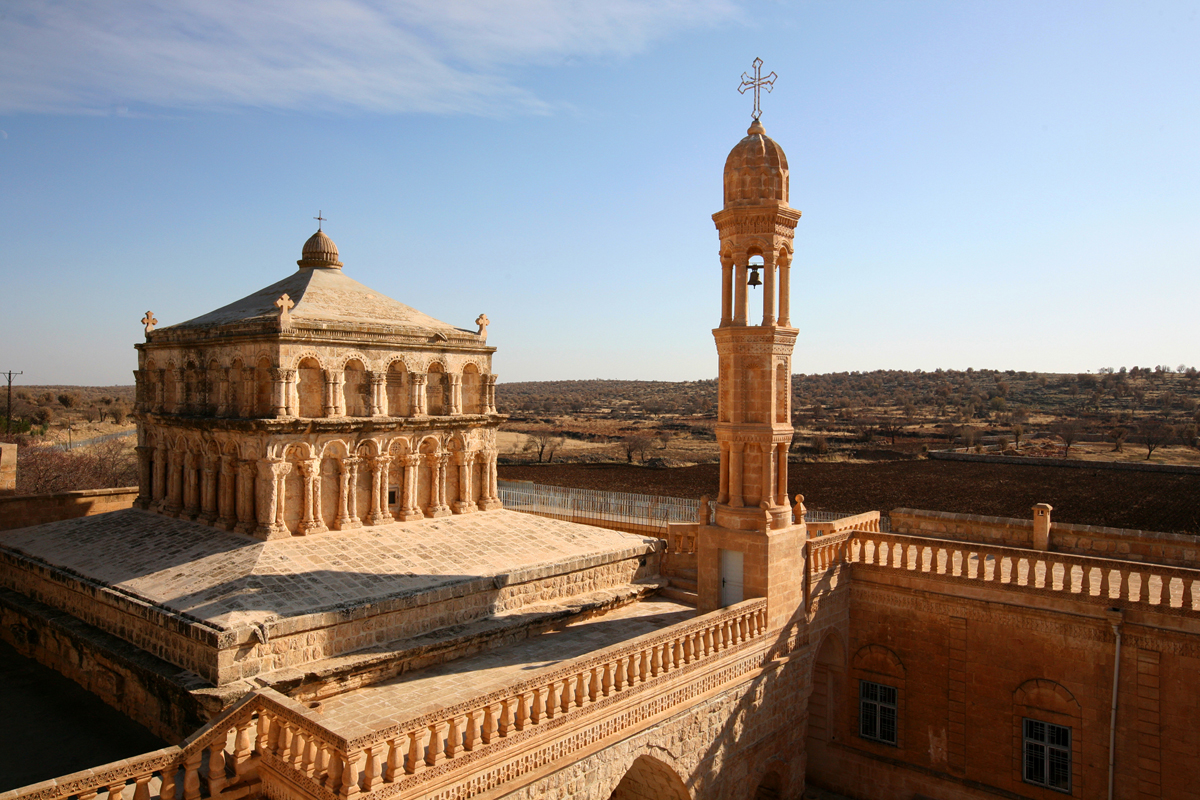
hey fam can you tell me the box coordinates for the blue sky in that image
[2,1,1197,386]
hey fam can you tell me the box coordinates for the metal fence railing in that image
[497,480,884,534]
[56,428,137,451]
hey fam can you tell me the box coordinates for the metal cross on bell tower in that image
[738,57,777,121]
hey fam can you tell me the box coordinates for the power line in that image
[2,371,23,435]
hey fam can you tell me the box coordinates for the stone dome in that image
[722,119,789,208]
[297,228,344,269]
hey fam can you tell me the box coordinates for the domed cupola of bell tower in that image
[696,60,807,632]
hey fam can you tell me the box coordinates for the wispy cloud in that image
[0,0,737,116]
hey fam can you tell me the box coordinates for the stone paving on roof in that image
[312,596,694,739]
[0,509,658,631]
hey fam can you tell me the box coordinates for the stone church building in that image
[1,108,1198,800]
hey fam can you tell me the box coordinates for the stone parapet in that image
[890,507,1200,567]
[0,486,139,531]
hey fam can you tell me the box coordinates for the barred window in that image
[859,680,897,745]
[1023,718,1071,792]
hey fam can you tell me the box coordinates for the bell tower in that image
[696,65,806,630]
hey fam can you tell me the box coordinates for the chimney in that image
[1032,503,1053,550]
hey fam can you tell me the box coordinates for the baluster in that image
[703,627,715,657]
[256,711,270,756]
[183,749,203,800]
[515,693,530,730]
[406,729,427,774]
[1052,562,1065,592]
[209,739,229,793]
[326,752,344,788]
[1072,564,1084,593]
[425,721,448,767]
[589,666,601,700]
[1148,573,1163,605]
[639,649,651,681]
[160,764,178,800]
[1188,579,1200,611]
[105,783,126,800]
[315,743,331,781]
[287,725,304,770]
[384,737,402,781]
[612,659,625,692]
[302,735,318,777]
[132,776,152,800]
[446,715,462,759]
[603,661,615,695]
[561,677,575,711]
[650,644,663,677]
[999,556,1011,584]
[1169,576,1184,609]
[463,710,482,751]
[673,639,685,669]
[266,713,282,755]
[499,697,515,735]
[341,749,364,798]
[1016,557,1029,586]
[233,719,253,777]
[362,743,381,790]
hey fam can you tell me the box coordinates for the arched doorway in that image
[608,755,689,800]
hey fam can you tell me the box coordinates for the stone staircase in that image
[660,565,697,604]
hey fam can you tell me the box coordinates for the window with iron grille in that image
[859,680,897,745]
[1023,718,1071,792]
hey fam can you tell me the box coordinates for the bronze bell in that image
[747,267,762,288]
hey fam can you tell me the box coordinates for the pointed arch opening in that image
[297,357,324,418]
[343,359,368,417]
[387,361,409,417]
[608,755,689,800]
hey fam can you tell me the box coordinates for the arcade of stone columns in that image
[132,360,502,540]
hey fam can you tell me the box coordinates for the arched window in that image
[426,363,446,416]
[1013,679,1081,794]
[386,361,409,417]
[851,645,906,749]
[296,357,324,418]
[343,359,368,417]
[229,358,245,417]
[462,364,482,415]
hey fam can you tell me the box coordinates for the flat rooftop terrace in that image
[0,508,660,684]
[310,596,694,741]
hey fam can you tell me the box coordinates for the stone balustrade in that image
[3,599,769,800]
[803,529,853,610]
[253,598,768,799]
[805,510,882,537]
[847,531,1200,615]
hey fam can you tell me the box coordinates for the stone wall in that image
[804,572,1200,800]
[928,449,1200,475]
[0,485,139,531]
[890,507,1200,568]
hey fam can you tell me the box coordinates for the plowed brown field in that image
[498,460,1200,534]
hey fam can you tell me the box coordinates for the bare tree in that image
[1108,427,1128,453]
[1011,423,1025,451]
[1140,420,1174,460]
[523,427,564,463]
[876,417,902,445]
[621,434,652,463]
[1054,420,1081,458]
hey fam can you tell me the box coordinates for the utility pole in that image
[2,371,22,435]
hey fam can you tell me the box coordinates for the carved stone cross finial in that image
[313,210,326,231]
[275,293,295,327]
[141,311,157,338]
[738,57,777,121]
[475,313,490,342]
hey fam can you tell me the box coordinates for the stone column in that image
[369,373,388,417]
[411,374,428,416]
[762,253,777,326]
[762,442,776,510]
[297,458,328,535]
[734,262,748,326]
[199,454,220,524]
[728,442,744,508]
[165,449,184,514]
[133,370,147,412]
[135,446,154,509]
[235,460,257,534]
[172,369,187,414]
[183,452,202,519]
[778,257,791,327]
[153,445,168,507]
[720,256,734,326]
[216,455,238,530]
[285,370,299,416]
[776,443,789,508]
[427,454,452,518]
[478,449,503,510]
[255,459,292,539]
[717,443,730,504]
[270,369,288,417]
[397,454,424,521]
[452,451,475,514]
[365,455,393,526]
[335,456,362,530]
[485,374,498,413]
[323,371,342,417]
[448,375,463,415]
